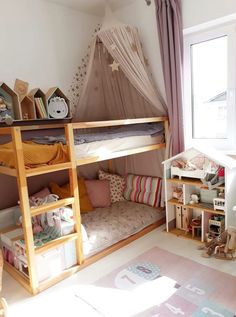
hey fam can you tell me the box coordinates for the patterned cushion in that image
[123,174,162,207]
[98,170,125,203]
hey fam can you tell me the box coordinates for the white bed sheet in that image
[74,134,164,159]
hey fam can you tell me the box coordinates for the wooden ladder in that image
[11,124,83,294]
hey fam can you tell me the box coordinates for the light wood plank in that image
[31,197,75,217]
[20,123,65,131]
[26,162,72,177]
[167,177,225,189]
[185,203,225,215]
[167,199,225,215]
[3,261,34,294]
[76,143,166,166]
[72,117,168,129]
[0,166,17,177]
[0,127,12,135]
[11,127,38,294]
[65,124,84,265]
[35,233,78,254]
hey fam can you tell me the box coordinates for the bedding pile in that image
[0,141,68,168]
[31,122,164,145]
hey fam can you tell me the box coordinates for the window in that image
[184,25,236,151]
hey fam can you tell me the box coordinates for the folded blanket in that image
[0,141,68,168]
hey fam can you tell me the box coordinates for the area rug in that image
[75,247,236,317]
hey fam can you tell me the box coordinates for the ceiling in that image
[47,0,136,16]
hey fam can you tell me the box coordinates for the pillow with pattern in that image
[123,174,162,207]
[98,170,125,203]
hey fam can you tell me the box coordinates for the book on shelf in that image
[34,97,47,118]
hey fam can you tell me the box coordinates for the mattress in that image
[81,201,165,257]
[75,134,164,159]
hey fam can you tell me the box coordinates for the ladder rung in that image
[35,233,78,254]
[26,162,73,177]
[31,197,75,217]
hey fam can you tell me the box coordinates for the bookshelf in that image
[0,82,22,120]
[46,87,71,119]
[20,96,36,120]
[28,88,47,119]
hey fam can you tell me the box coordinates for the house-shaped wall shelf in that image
[0,82,22,120]
[28,88,47,119]
[163,147,236,242]
[20,95,36,120]
[45,87,71,119]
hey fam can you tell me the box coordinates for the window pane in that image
[191,36,227,139]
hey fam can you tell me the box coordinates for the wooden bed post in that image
[11,127,38,294]
[108,160,113,173]
[64,124,84,265]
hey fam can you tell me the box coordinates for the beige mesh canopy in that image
[75,7,167,178]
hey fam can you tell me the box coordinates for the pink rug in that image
[76,247,236,317]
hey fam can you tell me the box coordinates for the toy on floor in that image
[215,226,236,260]
[200,228,236,259]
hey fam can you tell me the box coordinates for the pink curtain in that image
[155,0,184,155]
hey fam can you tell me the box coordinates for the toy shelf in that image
[167,177,225,190]
[163,147,236,243]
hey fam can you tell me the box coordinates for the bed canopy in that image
[75,7,168,178]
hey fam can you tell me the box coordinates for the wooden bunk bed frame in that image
[0,117,168,294]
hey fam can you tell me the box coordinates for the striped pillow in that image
[123,174,162,207]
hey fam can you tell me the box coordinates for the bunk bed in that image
[0,116,168,294]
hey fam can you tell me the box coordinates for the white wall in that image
[0,0,101,93]
[182,0,236,29]
[114,0,166,101]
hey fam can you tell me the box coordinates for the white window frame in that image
[184,24,236,151]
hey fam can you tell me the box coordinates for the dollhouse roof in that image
[162,146,236,170]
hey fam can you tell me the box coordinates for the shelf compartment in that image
[26,162,72,177]
[35,233,78,254]
[185,203,225,215]
[31,197,75,217]
[76,143,166,166]
[20,96,36,120]
[167,198,183,206]
[168,199,225,216]
[168,228,202,242]
[167,177,225,190]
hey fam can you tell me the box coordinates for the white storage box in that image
[16,241,77,282]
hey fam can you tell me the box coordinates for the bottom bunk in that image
[82,201,165,258]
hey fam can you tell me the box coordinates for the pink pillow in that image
[85,180,111,208]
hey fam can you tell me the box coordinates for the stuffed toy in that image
[0,95,13,124]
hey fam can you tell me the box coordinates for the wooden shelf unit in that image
[0,116,169,294]
[163,147,236,243]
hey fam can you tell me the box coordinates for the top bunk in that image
[0,117,168,177]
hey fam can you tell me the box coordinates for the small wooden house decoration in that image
[162,147,236,241]
[46,87,71,119]
[28,88,47,119]
[0,82,22,120]
[20,96,36,120]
